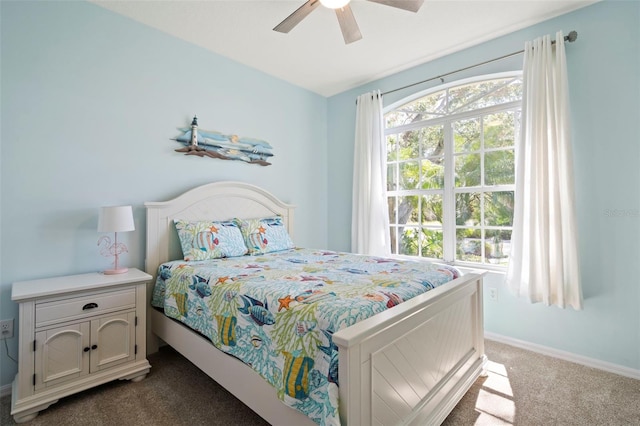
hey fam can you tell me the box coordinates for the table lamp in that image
[97,205,135,274]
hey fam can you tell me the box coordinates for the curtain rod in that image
[379,30,578,98]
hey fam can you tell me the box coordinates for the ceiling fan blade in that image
[335,5,362,44]
[273,0,321,33]
[366,0,424,13]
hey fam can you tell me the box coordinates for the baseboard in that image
[485,332,640,380]
[1,383,12,398]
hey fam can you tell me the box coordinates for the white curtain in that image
[506,31,582,309]
[351,90,390,256]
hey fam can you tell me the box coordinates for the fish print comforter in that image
[151,248,460,426]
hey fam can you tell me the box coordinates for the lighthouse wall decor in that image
[173,116,274,166]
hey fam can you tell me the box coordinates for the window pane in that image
[397,130,420,160]
[399,227,419,256]
[484,112,516,149]
[387,134,398,161]
[454,118,481,152]
[421,125,445,157]
[398,196,419,224]
[484,191,514,226]
[421,158,444,189]
[455,154,481,187]
[386,90,447,128]
[389,227,398,255]
[421,229,443,259]
[387,197,397,224]
[399,161,420,190]
[456,192,480,226]
[485,229,512,265]
[387,163,398,191]
[386,111,412,129]
[485,150,515,185]
[448,78,522,114]
[422,195,443,226]
[456,228,482,263]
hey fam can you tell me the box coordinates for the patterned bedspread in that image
[151,248,460,426]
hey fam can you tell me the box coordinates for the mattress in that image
[151,248,460,425]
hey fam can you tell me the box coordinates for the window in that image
[385,74,521,266]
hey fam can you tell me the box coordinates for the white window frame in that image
[384,71,522,270]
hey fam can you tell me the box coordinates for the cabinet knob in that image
[83,347,90,352]
[82,303,99,310]
[91,344,98,350]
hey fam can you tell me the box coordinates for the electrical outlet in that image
[0,319,14,340]
[488,287,498,302]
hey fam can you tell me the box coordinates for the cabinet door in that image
[35,322,90,391]
[90,311,136,372]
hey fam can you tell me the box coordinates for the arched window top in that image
[385,73,522,129]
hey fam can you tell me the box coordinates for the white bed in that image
[145,181,486,425]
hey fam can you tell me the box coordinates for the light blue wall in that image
[327,0,640,372]
[0,1,327,387]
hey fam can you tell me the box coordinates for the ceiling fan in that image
[273,0,424,44]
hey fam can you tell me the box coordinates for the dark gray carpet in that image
[2,339,639,425]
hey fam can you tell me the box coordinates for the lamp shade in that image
[98,206,135,233]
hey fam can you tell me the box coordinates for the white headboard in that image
[144,181,296,277]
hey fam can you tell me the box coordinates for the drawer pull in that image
[82,303,98,310]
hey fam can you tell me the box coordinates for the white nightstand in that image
[10,268,152,423]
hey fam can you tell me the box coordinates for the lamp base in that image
[103,267,129,275]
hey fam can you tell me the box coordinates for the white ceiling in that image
[92,0,596,97]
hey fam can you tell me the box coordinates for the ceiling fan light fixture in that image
[319,0,351,9]
[274,0,424,44]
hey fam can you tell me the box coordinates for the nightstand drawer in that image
[36,288,136,327]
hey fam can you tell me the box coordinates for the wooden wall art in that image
[173,116,273,166]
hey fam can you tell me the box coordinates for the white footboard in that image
[333,272,485,425]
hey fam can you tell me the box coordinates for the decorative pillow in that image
[234,216,294,255]
[174,219,248,261]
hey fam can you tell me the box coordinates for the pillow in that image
[234,216,294,255]
[174,219,248,261]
